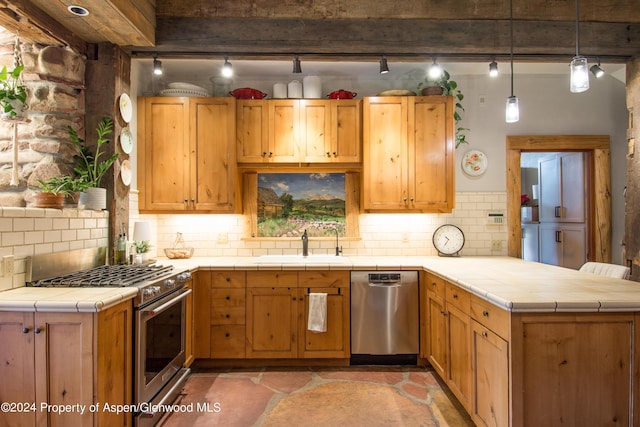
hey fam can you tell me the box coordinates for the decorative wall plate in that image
[120,159,132,186]
[119,93,132,123]
[120,127,133,154]
[462,149,488,176]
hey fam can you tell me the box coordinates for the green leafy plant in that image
[36,175,82,199]
[0,65,27,118]
[132,240,152,254]
[71,117,119,189]
[418,69,469,148]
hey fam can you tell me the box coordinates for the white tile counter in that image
[1,255,637,313]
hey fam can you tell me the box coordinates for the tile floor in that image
[160,366,474,427]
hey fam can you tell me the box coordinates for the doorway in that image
[506,135,611,263]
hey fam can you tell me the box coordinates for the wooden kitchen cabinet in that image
[210,271,246,359]
[192,271,211,358]
[184,276,194,367]
[0,301,132,427]
[363,96,455,212]
[137,97,237,213]
[245,270,350,359]
[236,99,361,163]
[422,273,473,411]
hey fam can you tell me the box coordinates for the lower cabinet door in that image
[246,287,298,358]
[447,304,472,411]
[471,320,509,427]
[211,325,246,358]
[426,293,447,379]
[299,287,350,358]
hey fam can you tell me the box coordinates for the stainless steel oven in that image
[134,284,191,426]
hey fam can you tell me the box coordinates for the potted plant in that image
[70,117,119,210]
[417,69,469,148]
[34,175,79,208]
[0,64,27,120]
[131,240,152,262]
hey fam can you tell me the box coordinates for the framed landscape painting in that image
[257,173,346,238]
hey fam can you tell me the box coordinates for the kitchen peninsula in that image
[1,255,638,427]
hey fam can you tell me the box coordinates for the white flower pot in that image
[78,187,107,210]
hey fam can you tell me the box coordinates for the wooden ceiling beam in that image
[0,0,87,54]
[148,17,640,59]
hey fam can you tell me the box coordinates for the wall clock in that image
[432,224,465,256]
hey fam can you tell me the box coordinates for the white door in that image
[538,153,585,223]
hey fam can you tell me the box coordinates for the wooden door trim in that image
[506,135,611,262]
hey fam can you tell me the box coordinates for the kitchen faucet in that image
[334,228,343,256]
[302,229,309,257]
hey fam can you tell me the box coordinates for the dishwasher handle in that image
[368,281,401,288]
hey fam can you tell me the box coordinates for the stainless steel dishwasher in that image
[351,271,419,358]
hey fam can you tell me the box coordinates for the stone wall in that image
[626,56,640,280]
[0,29,85,207]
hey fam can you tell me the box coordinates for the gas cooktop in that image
[28,264,174,288]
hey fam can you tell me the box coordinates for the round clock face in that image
[432,224,465,256]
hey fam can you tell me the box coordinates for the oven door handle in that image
[143,288,192,318]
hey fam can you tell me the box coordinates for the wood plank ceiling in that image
[0,0,638,62]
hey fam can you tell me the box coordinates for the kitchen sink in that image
[256,255,349,264]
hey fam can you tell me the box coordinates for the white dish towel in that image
[307,293,327,333]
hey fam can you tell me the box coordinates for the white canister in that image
[303,75,322,98]
[273,82,287,99]
[288,80,302,98]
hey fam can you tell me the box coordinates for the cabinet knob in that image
[269,152,273,157]
[226,295,230,300]
[34,327,42,334]
[332,151,337,157]
[326,152,331,157]
[22,327,29,333]
[225,314,230,318]
[409,197,414,202]
[453,294,458,299]
[431,282,436,287]
[482,310,489,317]
[262,152,267,157]
[482,331,488,338]
[225,333,230,337]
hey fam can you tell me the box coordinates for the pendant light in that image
[221,56,233,78]
[292,55,302,74]
[428,57,442,79]
[570,0,589,93]
[590,58,605,78]
[505,0,519,123]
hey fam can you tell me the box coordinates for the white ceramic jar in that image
[288,80,302,98]
[273,82,287,98]
[303,75,322,98]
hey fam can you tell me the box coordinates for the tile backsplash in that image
[0,208,109,291]
[130,191,508,259]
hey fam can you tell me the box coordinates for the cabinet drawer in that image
[211,289,246,324]
[446,283,470,313]
[298,271,349,288]
[211,271,246,288]
[211,325,246,358]
[425,273,446,298]
[470,295,510,340]
[247,271,297,287]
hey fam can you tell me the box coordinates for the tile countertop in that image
[0,256,637,313]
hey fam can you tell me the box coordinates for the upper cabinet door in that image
[268,100,299,162]
[299,100,331,162]
[331,100,361,163]
[363,96,408,210]
[138,97,191,211]
[236,100,269,162]
[191,97,237,212]
[409,97,455,212]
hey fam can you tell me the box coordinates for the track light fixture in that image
[570,0,589,93]
[292,55,302,73]
[221,56,233,78]
[489,58,499,77]
[506,0,519,123]
[379,55,389,74]
[590,58,605,78]
[153,54,163,76]
[428,57,442,80]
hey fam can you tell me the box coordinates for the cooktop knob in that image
[177,272,192,282]
[164,278,176,288]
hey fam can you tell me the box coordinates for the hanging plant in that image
[0,65,27,120]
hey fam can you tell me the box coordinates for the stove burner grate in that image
[29,264,174,288]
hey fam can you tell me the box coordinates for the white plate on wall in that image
[120,159,132,186]
[120,127,133,154]
[462,150,488,176]
[119,93,132,123]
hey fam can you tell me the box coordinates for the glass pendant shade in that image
[153,58,163,75]
[570,55,589,93]
[221,58,233,78]
[505,95,520,123]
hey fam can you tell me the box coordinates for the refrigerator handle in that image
[555,230,562,243]
[554,206,561,218]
